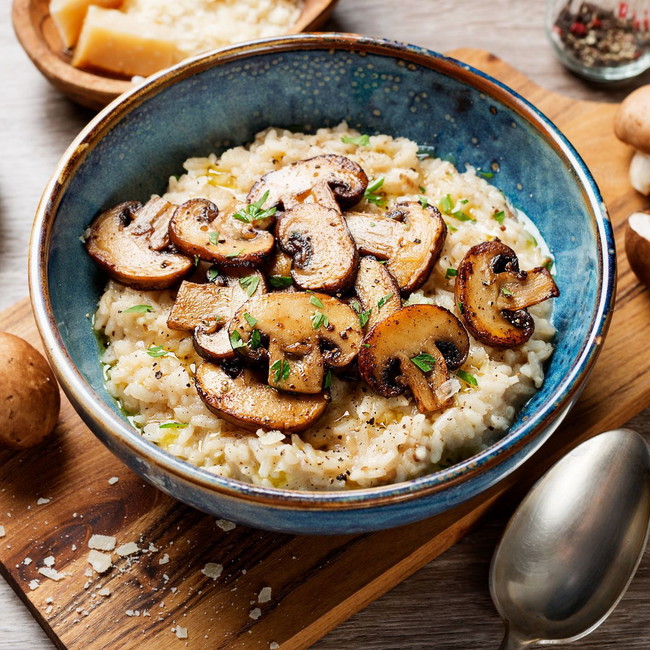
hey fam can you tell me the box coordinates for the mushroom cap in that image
[229,291,362,393]
[85,200,193,290]
[353,257,401,332]
[276,187,359,293]
[345,201,447,293]
[169,198,275,268]
[358,304,470,412]
[626,211,650,287]
[247,154,368,211]
[614,85,650,154]
[195,362,329,433]
[454,239,559,348]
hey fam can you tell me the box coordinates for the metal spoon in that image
[490,428,650,649]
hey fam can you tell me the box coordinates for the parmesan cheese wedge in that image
[50,0,123,49]
[72,6,184,78]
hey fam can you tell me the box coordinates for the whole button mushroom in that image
[85,197,194,290]
[614,86,650,194]
[455,240,559,348]
[0,333,60,448]
[345,201,447,294]
[625,211,650,287]
[358,304,470,413]
[229,292,363,394]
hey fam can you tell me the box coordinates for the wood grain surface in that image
[2,1,650,648]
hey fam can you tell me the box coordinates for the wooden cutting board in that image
[1,49,649,650]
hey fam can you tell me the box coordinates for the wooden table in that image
[2,1,650,648]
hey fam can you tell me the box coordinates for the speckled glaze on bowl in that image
[29,34,616,535]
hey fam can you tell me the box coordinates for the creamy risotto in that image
[93,123,556,490]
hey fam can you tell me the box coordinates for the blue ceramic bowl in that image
[29,34,615,535]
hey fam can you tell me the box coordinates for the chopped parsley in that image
[493,210,505,224]
[243,312,258,327]
[418,195,429,208]
[324,369,333,389]
[146,345,168,358]
[239,275,260,296]
[543,258,554,271]
[250,329,262,350]
[124,304,153,314]
[364,177,386,207]
[350,299,362,313]
[361,343,371,349]
[226,249,244,258]
[419,185,426,193]
[311,310,329,330]
[271,359,291,384]
[269,275,293,288]
[500,286,514,297]
[411,353,436,372]
[377,293,394,310]
[457,370,478,387]
[208,231,220,245]
[445,268,458,279]
[309,295,325,309]
[478,170,494,178]
[341,134,370,146]
[193,255,200,267]
[358,309,372,328]
[229,330,245,350]
[159,422,188,429]
[438,194,454,215]
[457,301,465,314]
[447,223,458,233]
[451,210,475,222]
[231,190,277,223]
[528,232,538,247]
[207,267,219,283]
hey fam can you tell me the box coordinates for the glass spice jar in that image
[546,0,650,81]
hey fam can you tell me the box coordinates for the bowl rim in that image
[29,32,616,511]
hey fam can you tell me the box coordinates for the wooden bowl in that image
[12,0,339,110]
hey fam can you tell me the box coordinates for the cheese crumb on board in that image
[43,556,56,567]
[88,534,117,551]
[88,550,113,573]
[116,541,140,556]
[29,579,40,591]
[258,587,272,603]
[159,553,170,565]
[72,6,183,78]
[216,519,236,532]
[50,0,122,49]
[249,607,262,620]
[175,626,188,639]
[38,567,66,582]
[108,476,119,485]
[98,587,111,596]
[201,563,223,579]
[269,643,280,649]
[36,498,51,506]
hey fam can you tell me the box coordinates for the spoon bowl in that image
[490,429,650,649]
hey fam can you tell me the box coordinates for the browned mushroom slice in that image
[85,199,193,290]
[247,154,368,211]
[345,201,447,294]
[352,257,401,332]
[276,182,358,293]
[196,362,329,433]
[229,292,362,394]
[455,240,559,348]
[167,281,230,331]
[358,304,469,413]
[169,198,274,268]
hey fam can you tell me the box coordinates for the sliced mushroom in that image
[247,154,368,211]
[167,272,266,360]
[358,304,470,413]
[276,182,358,292]
[85,199,193,290]
[229,292,362,394]
[195,362,329,433]
[345,201,447,293]
[353,257,401,332]
[455,240,560,348]
[169,198,275,268]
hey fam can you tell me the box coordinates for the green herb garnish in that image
[250,329,262,350]
[411,353,436,372]
[193,255,200,268]
[528,232,538,247]
[146,345,168,358]
[377,293,394,310]
[124,304,153,314]
[244,312,258,327]
[229,330,245,350]
[438,194,454,215]
[457,370,478,387]
[311,310,329,330]
[362,343,371,349]
[493,210,505,225]
[239,275,260,296]
[207,267,219,283]
[159,422,189,429]
[451,210,476,222]
[458,301,465,314]
[226,249,244,258]
[447,223,458,233]
[269,275,293,289]
[364,177,386,207]
[543,258,554,271]
[208,231,220,245]
[358,309,372,328]
[418,195,429,208]
[478,170,494,178]
[341,134,370,146]
[271,359,291,384]
[324,370,333,389]
[500,286,514,296]
[231,190,277,223]
[445,268,458,279]
[309,295,325,309]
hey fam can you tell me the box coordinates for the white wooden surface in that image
[2,1,650,648]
